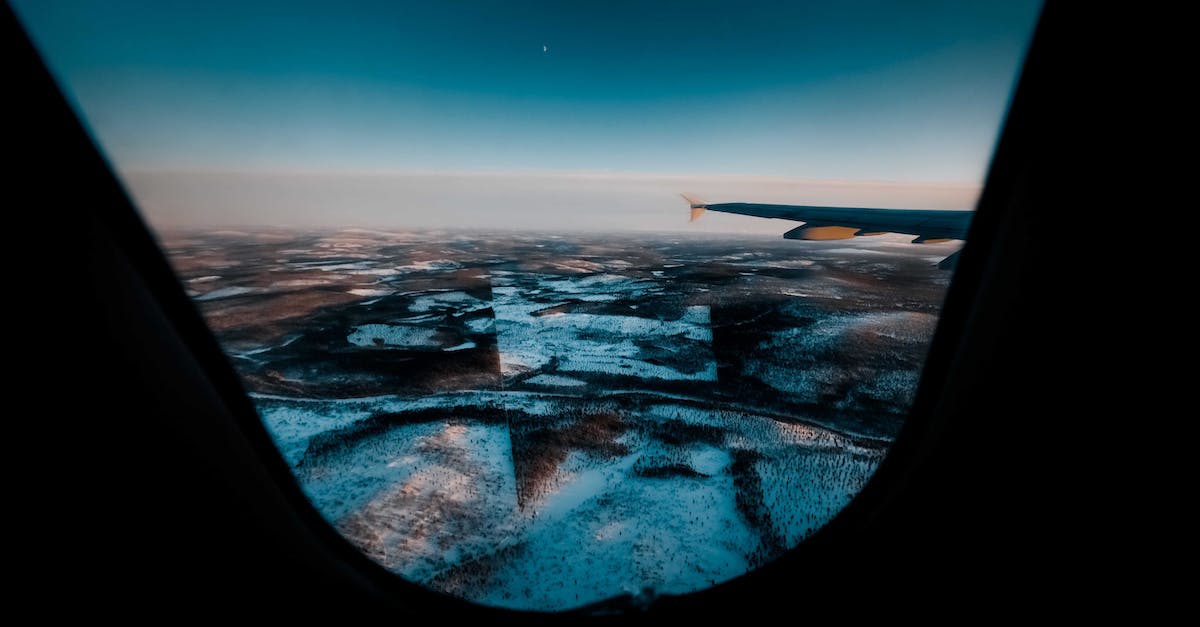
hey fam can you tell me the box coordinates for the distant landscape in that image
[165,228,954,610]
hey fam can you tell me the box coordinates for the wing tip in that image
[681,194,707,222]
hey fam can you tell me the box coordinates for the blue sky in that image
[13,1,1040,231]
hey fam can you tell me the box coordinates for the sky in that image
[13,0,1040,232]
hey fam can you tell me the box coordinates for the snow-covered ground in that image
[491,275,716,381]
[170,229,950,612]
[346,323,442,348]
[256,393,885,611]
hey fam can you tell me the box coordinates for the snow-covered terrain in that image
[168,228,955,611]
[256,394,884,611]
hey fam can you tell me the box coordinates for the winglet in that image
[681,194,707,222]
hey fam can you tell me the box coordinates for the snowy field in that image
[167,229,955,611]
[257,393,884,610]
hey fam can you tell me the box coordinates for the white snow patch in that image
[347,267,400,276]
[391,313,442,324]
[329,422,521,582]
[465,318,495,334]
[525,374,587,387]
[396,259,462,272]
[347,324,441,348]
[762,259,816,268]
[472,451,753,611]
[271,278,330,288]
[688,446,730,476]
[195,286,256,301]
[492,294,716,380]
[409,291,485,313]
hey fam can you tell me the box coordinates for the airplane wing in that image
[682,194,972,243]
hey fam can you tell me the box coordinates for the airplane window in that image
[13,1,1041,611]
